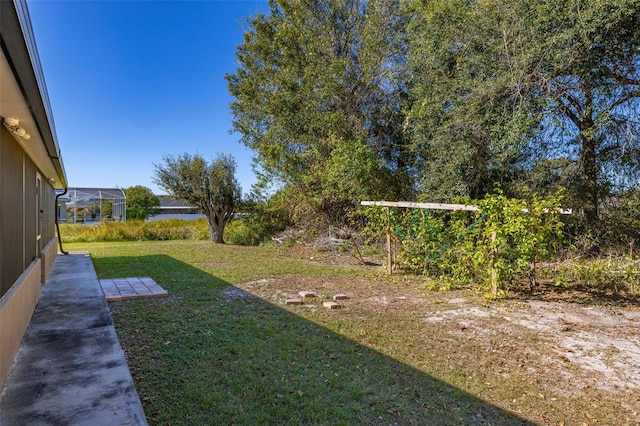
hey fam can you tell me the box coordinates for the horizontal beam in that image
[360,201,479,211]
[360,201,572,215]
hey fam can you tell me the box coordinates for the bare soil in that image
[233,248,640,424]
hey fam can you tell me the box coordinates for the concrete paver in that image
[0,252,148,425]
[99,277,167,302]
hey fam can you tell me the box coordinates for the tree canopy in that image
[153,153,242,243]
[227,0,412,225]
[124,185,160,220]
[406,0,640,219]
[228,0,640,231]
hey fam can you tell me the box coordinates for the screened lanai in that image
[61,188,126,223]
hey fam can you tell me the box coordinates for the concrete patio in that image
[0,252,148,425]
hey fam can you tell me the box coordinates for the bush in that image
[59,219,209,243]
[224,219,263,246]
[598,189,640,253]
[59,217,277,246]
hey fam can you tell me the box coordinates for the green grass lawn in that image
[67,240,637,425]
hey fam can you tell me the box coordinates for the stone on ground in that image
[299,290,319,299]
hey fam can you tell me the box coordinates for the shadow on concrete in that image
[96,254,534,425]
[0,253,147,425]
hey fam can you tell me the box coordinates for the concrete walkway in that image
[0,252,147,425]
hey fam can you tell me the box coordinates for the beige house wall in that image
[0,239,58,390]
[40,238,58,284]
[0,258,42,390]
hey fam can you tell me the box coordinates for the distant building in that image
[147,196,204,221]
[156,196,200,214]
[0,0,68,389]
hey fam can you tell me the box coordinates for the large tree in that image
[531,0,640,224]
[153,153,241,243]
[227,0,412,225]
[406,0,640,225]
[406,0,561,201]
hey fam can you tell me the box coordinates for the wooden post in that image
[490,231,498,298]
[386,207,392,275]
[528,258,536,293]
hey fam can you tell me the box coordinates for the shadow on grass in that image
[96,254,533,425]
[508,281,640,308]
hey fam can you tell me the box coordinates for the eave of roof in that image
[0,0,67,189]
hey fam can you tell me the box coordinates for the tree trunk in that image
[581,132,599,227]
[205,211,225,244]
[580,85,599,228]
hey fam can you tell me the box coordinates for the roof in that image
[157,195,196,209]
[0,0,67,188]
[63,188,126,202]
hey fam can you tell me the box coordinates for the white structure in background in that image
[61,188,126,223]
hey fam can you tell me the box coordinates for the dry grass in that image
[72,240,640,425]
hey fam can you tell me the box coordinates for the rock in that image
[299,290,319,299]
[323,301,341,309]
[285,298,303,305]
[333,294,349,301]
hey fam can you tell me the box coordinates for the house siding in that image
[25,156,37,266]
[43,181,55,243]
[0,126,26,297]
[0,126,59,390]
[0,126,54,296]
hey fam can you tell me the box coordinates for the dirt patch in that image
[234,268,640,422]
[220,285,257,302]
[425,298,640,392]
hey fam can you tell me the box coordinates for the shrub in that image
[224,219,263,246]
[59,219,209,243]
[359,188,566,297]
[59,218,279,246]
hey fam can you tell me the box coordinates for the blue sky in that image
[28,0,267,195]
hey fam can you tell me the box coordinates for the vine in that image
[359,189,566,297]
